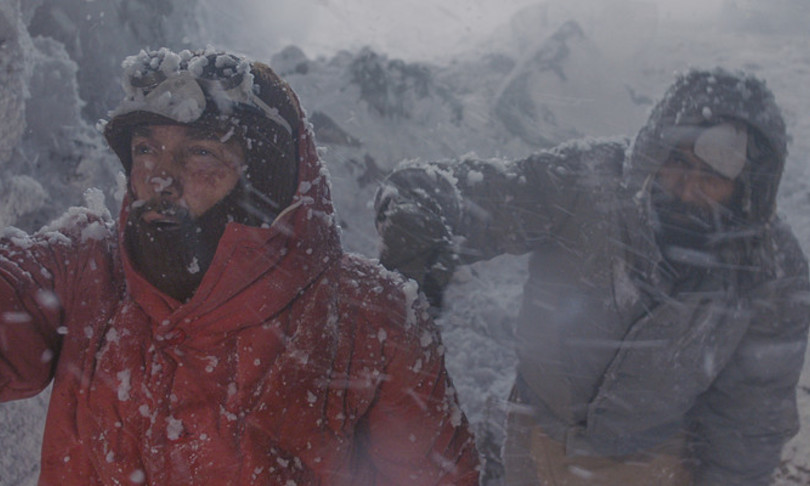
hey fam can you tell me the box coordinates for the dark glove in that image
[375,172,459,309]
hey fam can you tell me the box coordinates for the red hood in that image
[118,118,342,324]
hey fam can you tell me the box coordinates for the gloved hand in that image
[374,172,459,309]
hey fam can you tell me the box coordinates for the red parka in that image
[0,104,480,483]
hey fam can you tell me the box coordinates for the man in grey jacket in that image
[374,68,810,485]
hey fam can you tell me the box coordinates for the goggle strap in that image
[242,89,293,135]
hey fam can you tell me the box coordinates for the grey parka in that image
[374,68,810,485]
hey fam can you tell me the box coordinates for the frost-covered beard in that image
[651,184,742,257]
[125,196,235,303]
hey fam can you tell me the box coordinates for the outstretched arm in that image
[374,138,627,307]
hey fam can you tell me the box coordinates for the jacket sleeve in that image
[0,227,65,401]
[689,251,810,485]
[364,284,481,485]
[374,138,627,305]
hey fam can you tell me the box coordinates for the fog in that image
[202,0,726,62]
[2,0,810,484]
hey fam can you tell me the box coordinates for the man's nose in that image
[148,154,183,200]
[678,171,709,205]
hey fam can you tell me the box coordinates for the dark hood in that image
[626,68,787,225]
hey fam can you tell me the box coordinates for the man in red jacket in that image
[0,47,480,485]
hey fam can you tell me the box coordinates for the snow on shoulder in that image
[343,252,431,330]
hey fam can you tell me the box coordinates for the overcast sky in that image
[206,0,726,62]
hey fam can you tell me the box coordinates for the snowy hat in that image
[661,122,749,179]
[104,47,303,215]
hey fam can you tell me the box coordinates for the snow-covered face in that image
[129,124,245,223]
[655,143,736,211]
[651,142,741,248]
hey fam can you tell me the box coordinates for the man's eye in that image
[670,153,691,168]
[132,143,153,155]
[189,146,215,157]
